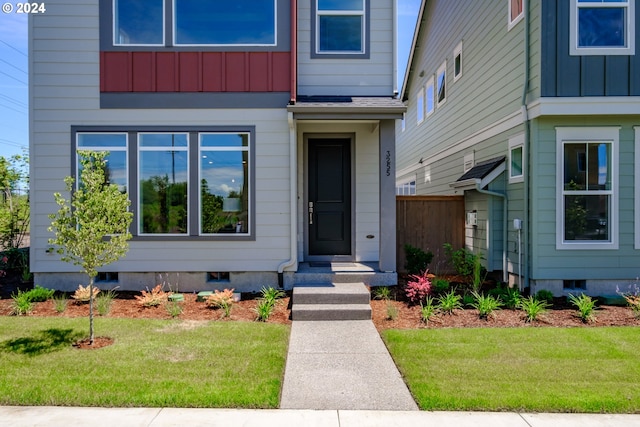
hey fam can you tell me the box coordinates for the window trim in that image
[508,134,525,184]
[71,126,256,241]
[436,61,447,108]
[416,86,425,125]
[425,75,435,117]
[396,177,417,195]
[569,0,635,56]
[508,0,525,30]
[556,127,619,250]
[311,0,370,59]
[453,41,463,81]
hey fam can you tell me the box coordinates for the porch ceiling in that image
[287,96,406,120]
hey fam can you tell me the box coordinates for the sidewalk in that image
[1,407,640,427]
[280,320,418,410]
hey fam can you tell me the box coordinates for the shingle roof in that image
[456,156,506,182]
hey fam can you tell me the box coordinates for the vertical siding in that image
[296,0,395,96]
[541,0,640,96]
[30,0,292,274]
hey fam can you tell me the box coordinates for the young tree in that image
[0,153,30,251]
[48,151,132,345]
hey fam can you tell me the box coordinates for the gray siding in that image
[296,0,395,96]
[541,0,640,96]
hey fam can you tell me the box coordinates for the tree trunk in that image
[89,277,95,345]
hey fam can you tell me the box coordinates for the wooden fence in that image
[396,195,465,274]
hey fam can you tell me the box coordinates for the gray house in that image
[29,0,404,292]
[397,0,640,296]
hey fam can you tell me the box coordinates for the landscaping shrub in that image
[437,290,462,314]
[404,271,432,305]
[254,286,285,322]
[21,285,54,303]
[135,285,169,307]
[443,243,476,277]
[165,301,183,318]
[569,293,597,323]
[431,278,450,295]
[518,296,549,322]
[535,289,554,305]
[206,289,235,317]
[420,296,437,324]
[72,284,101,303]
[489,284,521,309]
[617,284,640,319]
[95,288,118,316]
[471,291,503,319]
[10,289,33,316]
[372,286,393,301]
[404,244,433,274]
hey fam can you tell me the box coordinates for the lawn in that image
[383,327,640,413]
[0,317,289,408]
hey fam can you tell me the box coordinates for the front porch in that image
[283,262,397,288]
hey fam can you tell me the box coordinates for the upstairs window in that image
[509,0,525,29]
[114,0,164,45]
[174,1,276,46]
[436,61,446,107]
[426,76,435,116]
[570,0,635,55]
[315,0,367,55]
[416,87,424,125]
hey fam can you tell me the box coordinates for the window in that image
[113,0,277,46]
[396,179,416,195]
[401,113,406,132]
[453,42,463,81]
[556,127,618,250]
[436,61,446,107]
[314,0,367,55]
[74,127,254,240]
[416,87,424,124]
[139,133,189,235]
[509,0,524,29]
[114,0,164,45]
[174,1,276,45]
[570,0,635,55]
[199,133,250,235]
[426,76,435,116]
[77,133,128,194]
[509,134,525,183]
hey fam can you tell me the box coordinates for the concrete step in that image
[290,271,397,287]
[293,283,370,305]
[291,303,372,321]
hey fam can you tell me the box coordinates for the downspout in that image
[290,0,297,104]
[475,184,508,283]
[392,0,398,95]
[277,112,298,287]
[521,0,531,291]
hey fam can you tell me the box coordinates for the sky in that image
[0,0,421,161]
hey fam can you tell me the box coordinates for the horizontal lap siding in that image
[100,52,291,93]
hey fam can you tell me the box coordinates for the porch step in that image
[291,303,372,321]
[284,262,398,288]
[290,282,372,321]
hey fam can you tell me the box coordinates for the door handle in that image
[308,202,314,225]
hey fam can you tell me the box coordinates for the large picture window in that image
[570,0,635,55]
[174,1,276,46]
[556,127,618,249]
[73,127,254,240]
[314,0,367,55]
[114,0,164,45]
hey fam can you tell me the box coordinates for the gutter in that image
[277,112,298,286]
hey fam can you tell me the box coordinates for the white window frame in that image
[425,76,435,116]
[436,61,447,108]
[556,127,619,250]
[396,177,417,195]
[416,87,425,125]
[453,42,463,82]
[508,0,525,30]
[508,134,525,184]
[315,0,366,55]
[570,0,635,56]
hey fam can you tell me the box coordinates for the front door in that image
[308,138,352,256]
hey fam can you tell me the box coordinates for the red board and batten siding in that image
[100,51,291,93]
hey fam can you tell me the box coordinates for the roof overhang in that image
[450,157,506,191]
[287,96,406,120]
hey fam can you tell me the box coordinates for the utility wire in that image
[0,58,27,75]
[0,138,27,148]
[0,70,27,86]
[0,93,27,109]
[0,102,27,115]
[0,39,28,58]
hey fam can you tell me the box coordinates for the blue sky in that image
[0,0,420,161]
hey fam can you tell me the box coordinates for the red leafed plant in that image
[405,270,433,305]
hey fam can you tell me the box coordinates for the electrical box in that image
[466,211,478,226]
[513,218,522,230]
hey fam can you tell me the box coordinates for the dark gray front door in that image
[308,138,351,256]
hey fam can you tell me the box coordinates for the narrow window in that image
[509,0,524,28]
[199,133,251,235]
[436,61,446,107]
[425,76,435,116]
[416,87,425,125]
[509,134,525,184]
[453,42,463,81]
[138,133,189,235]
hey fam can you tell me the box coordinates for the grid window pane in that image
[564,194,610,241]
[319,15,363,51]
[114,0,163,45]
[578,7,626,47]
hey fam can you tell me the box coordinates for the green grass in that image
[0,317,289,408]
[383,327,640,413]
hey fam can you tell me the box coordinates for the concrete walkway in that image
[2,407,640,427]
[279,320,418,410]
